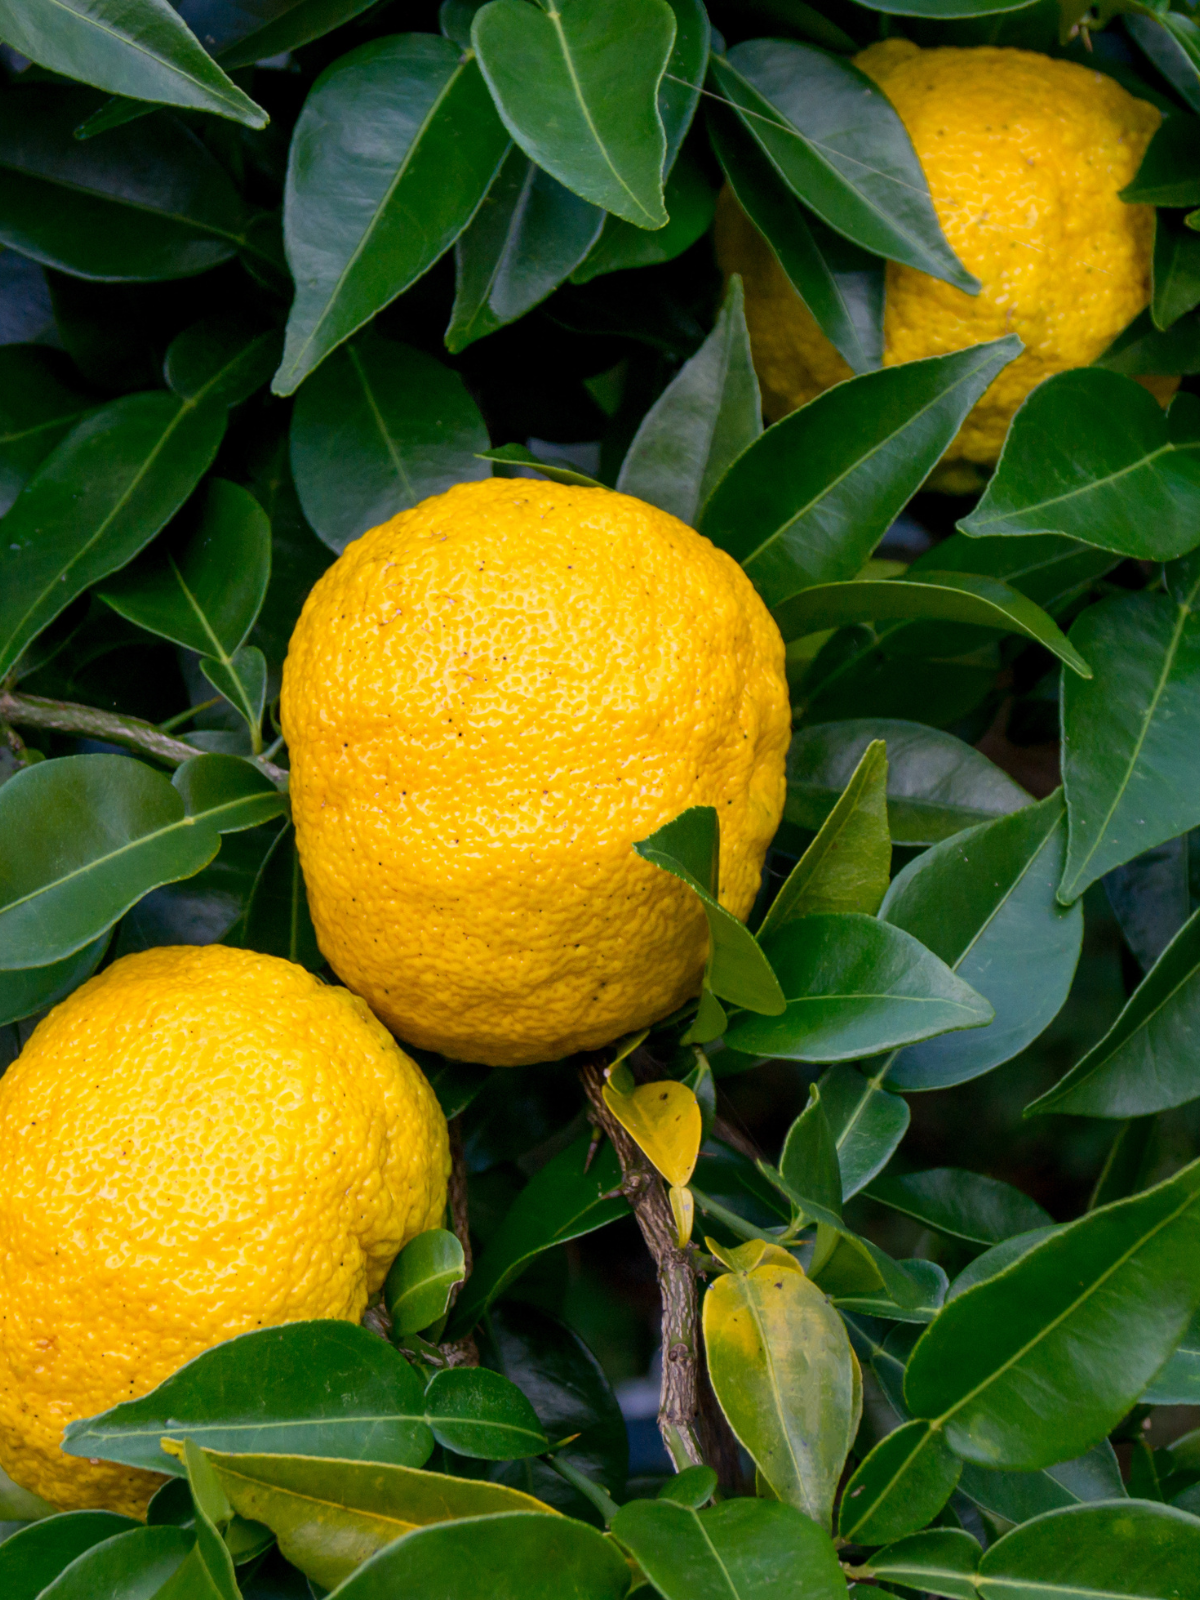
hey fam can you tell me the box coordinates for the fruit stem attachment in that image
[0,689,287,785]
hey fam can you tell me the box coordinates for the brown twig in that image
[0,689,287,784]
[438,1117,479,1367]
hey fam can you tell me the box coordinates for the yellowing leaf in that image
[705,1237,805,1275]
[602,1079,702,1187]
[669,1183,695,1247]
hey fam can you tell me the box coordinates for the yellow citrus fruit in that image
[281,478,790,1068]
[717,43,1166,463]
[0,944,448,1516]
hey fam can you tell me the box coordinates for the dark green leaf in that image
[864,1528,980,1600]
[819,1252,946,1323]
[1105,837,1191,973]
[448,1133,629,1335]
[0,345,94,517]
[612,1497,847,1600]
[290,332,490,554]
[425,1367,548,1460]
[0,1511,138,1600]
[0,932,108,1027]
[708,105,883,374]
[1127,12,1200,117]
[976,1500,1200,1599]
[1095,307,1200,379]
[1144,1308,1200,1405]
[780,1084,842,1216]
[855,0,1039,11]
[165,316,283,410]
[479,444,604,488]
[0,88,252,281]
[616,276,761,526]
[0,391,226,681]
[63,1322,434,1474]
[709,42,976,289]
[385,1231,466,1337]
[240,824,322,971]
[570,150,715,284]
[215,0,383,71]
[634,806,786,1014]
[785,720,1031,848]
[957,1441,1126,1527]
[838,1420,961,1546]
[961,376,1200,560]
[907,529,1120,610]
[658,0,710,170]
[880,793,1082,1089]
[0,0,265,129]
[700,338,1021,607]
[446,148,604,352]
[171,1439,240,1600]
[200,644,268,739]
[472,0,676,228]
[275,36,508,395]
[819,1062,910,1200]
[1123,114,1200,205]
[726,913,993,1061]
[656,1466,717,1509]
[1153,212,1200,333]
[904,1155,1200,1469]
[1059,586,1200,903]
[867,1169,1052,1247]
[37,1526,194,1600]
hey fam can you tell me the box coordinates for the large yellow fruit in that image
[717,43,1164,463]
[0,944,448,1516]
[282,478,790,1068]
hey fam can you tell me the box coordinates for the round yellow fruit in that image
[281,478,790,1068]
[717,42,1164,463]
[0,944,448,1516]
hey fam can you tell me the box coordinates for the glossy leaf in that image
[447,149,604,353]
[709,43,975,290]
[275,35,508,395]
[867,1169,1052,1247]
[1095,306,1200,379]
[1059,586,1200,904]
[616,276,761,527]
[602,1079,702,1188]
[0,755,283,970]
[424,1367,548,1460]
[290,332,490,554]
[957,1441,1126,1527]
[726,912,993,1061]
[906,528,1121,611]
[215,0,384,70]
[819,1062,910,1200]
[36,1526,194,1600]
[658,0,709,170]
[700,338,1021,607]
[0,933,108,1027]
[167,1439,241,1600]
[385,1230,466,1337]
[612,1496,847,1600]
[1144,1308,1200,1405]
[165,316,283,411]
[864,1528,980,1600]
[702,1246,860,1527]
[880,793,1082,1090]
[62,1321,435,1474]
[447,1133,629,1335]
[780,1084,842,1216]
[655,1466,717,1509]
[0,392,226,682]
[839,1420,962,1545]
[634,806,786,1014]
[570,149,716,283]
[1105,836,1192,973]
[0,345,94,517]
[785,719,1031,847]
[0,88,252,281]
[854,0,1040,12]
[240,825,323,971]
[472,0,675,228]
[201,1450,557,1593]
[479,444,604,488]
[0,0,266,128]
[772,571,1091,679]
[0,1511,138,1600]
[976,1500,1200,1599]
[961,376,1200,560]
[1123,113,1200,206]
[904,1154,1200,1469]
[1153,211,1200,332]
[1029,900,1200,1119]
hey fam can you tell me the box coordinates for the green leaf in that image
[1059,585,1200,904]
[709,42,976,291]
[200,646,269,746]
[171,1440,241,1600]
[759,739,890,938]
[240,824,322,971]
[1153,212,1200,333]
[0,345,94,516]
[447,1133,629,1335]
[0,1511,139,1600]
[0,391,226,681]
[1095,307,1200,380]
[656,1466,717,1509]
[726,913,993,1061]
[634,806,786,1015]
[904,1154,1200,1469]
[699,339,1022,607]
[866,1169,1052,1247]
[879,793,1082,1090]
[1106,836,1192,973]
[198,1449,557,1593]
[315,1510,631,1600]
[1143,1308,1200,1405]
[779,1083,842,1216]
[853,0,1039,12]
[616,276,761,527]
[37,1526,195,1600]
[479,443,604,487]
[957,1442,1126,1528]
[976,1500,1200,1599]
[708,105,883,375]
[446,148,604,353]
[570,149,715,284]
[275,35,508,395]
[819,1061,910,1200]
[783,719,1030,848]
[1028,900,1200,1119]
[384,1230,466,1337]
[907,529,1121,609]
[0,754,283,970]
[289,331,490,554]
[865,1528,980,1600]
[472,0,676,229]
[164,316,284,411]
[772,571,1091,679]
[0,932,108,1027]
[215,0,383,71]
[424,1368,548,1460]
[960,376,1200,560]
[1127,12,1200,117]
[0,88,253,281]
[0,0,266,129]
[1123,114,1200,206]
[612,1496,847,1600]
[838,1420,962,1545]
[702,1246,860,1527]
[62,1322,435,1474]
[658,0,710,171]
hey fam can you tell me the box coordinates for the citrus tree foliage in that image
[5,0,1200,1596]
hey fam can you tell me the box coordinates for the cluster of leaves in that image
[5,0,1200,1595]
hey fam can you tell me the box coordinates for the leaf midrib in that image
[969,438,1198,530]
